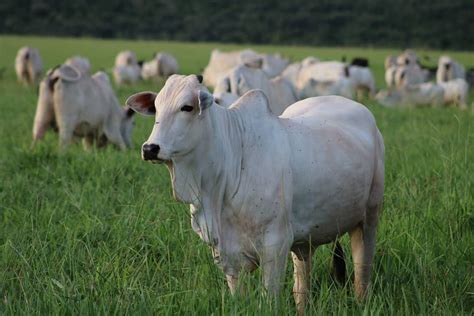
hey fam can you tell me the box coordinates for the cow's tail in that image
[331,240,346,285]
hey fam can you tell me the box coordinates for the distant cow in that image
[33,64,134,149]
[436,56,466,83]
[141,52,179,81]
[15,46,43,85]
[113,50,141,85]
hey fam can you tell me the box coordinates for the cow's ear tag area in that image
[198,90,214,115]
[125,91,157,116]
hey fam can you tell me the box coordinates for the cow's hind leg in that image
[331,241,346,285]
[349,209,379,300]
[291,244,312,315]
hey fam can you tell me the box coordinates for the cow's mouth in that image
[147,158,168,164]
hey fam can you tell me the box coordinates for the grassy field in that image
[0,35,473,315]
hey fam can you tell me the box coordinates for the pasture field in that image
[0,35,473,314]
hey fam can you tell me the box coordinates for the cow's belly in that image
[287,125,375,245]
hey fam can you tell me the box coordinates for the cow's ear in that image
[198,90,213,115]
[126,91,157,116]
[57,64,81,82]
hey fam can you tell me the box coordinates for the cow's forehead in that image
[156,75,200,108]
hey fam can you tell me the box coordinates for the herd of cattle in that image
[11,44,470,313]
[15,46,471,149]
[15,46,472,150]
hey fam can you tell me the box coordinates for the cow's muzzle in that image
[142,143,162,163]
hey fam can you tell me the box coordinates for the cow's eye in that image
[180,105,193,112]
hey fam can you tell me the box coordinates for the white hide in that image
[126,75,384,306]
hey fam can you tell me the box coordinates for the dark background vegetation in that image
[1,0,473,50]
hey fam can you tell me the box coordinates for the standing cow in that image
[33,64,134,149]
[126,74,384,314]
[15,46,43,85]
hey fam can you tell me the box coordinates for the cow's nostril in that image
[142,143,160,160]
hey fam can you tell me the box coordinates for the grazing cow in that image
[32,64,134,149]
[65,56,91,75]
[15,46,43,85]
[141,52,179,81]
[376,83,444,108]
[436,56,466,83]
[126,74,384,314]
[214,65,297,115]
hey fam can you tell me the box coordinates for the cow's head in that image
[126,74,213,163]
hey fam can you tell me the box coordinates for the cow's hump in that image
[230,89,273,119]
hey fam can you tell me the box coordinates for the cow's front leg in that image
[261,234,291,306]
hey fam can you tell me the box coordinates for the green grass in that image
[0,35,473,315]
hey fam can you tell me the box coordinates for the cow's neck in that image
[167,104,244,239]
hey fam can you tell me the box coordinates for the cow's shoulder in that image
[230,89,273,120]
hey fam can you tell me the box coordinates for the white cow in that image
[348,66,376,98]
[113,50,141,85]
[65,56,91,75]
[439,79,469,109]
[126,74,384,314]
[32,64,134,149]
[15,46,43,85]
[115,50,137,67]
[214,65,297,115]
[141,52,179,81]
[436,56,466,83]
[376,82,444,108]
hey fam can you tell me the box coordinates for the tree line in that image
[1,0,473,50]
